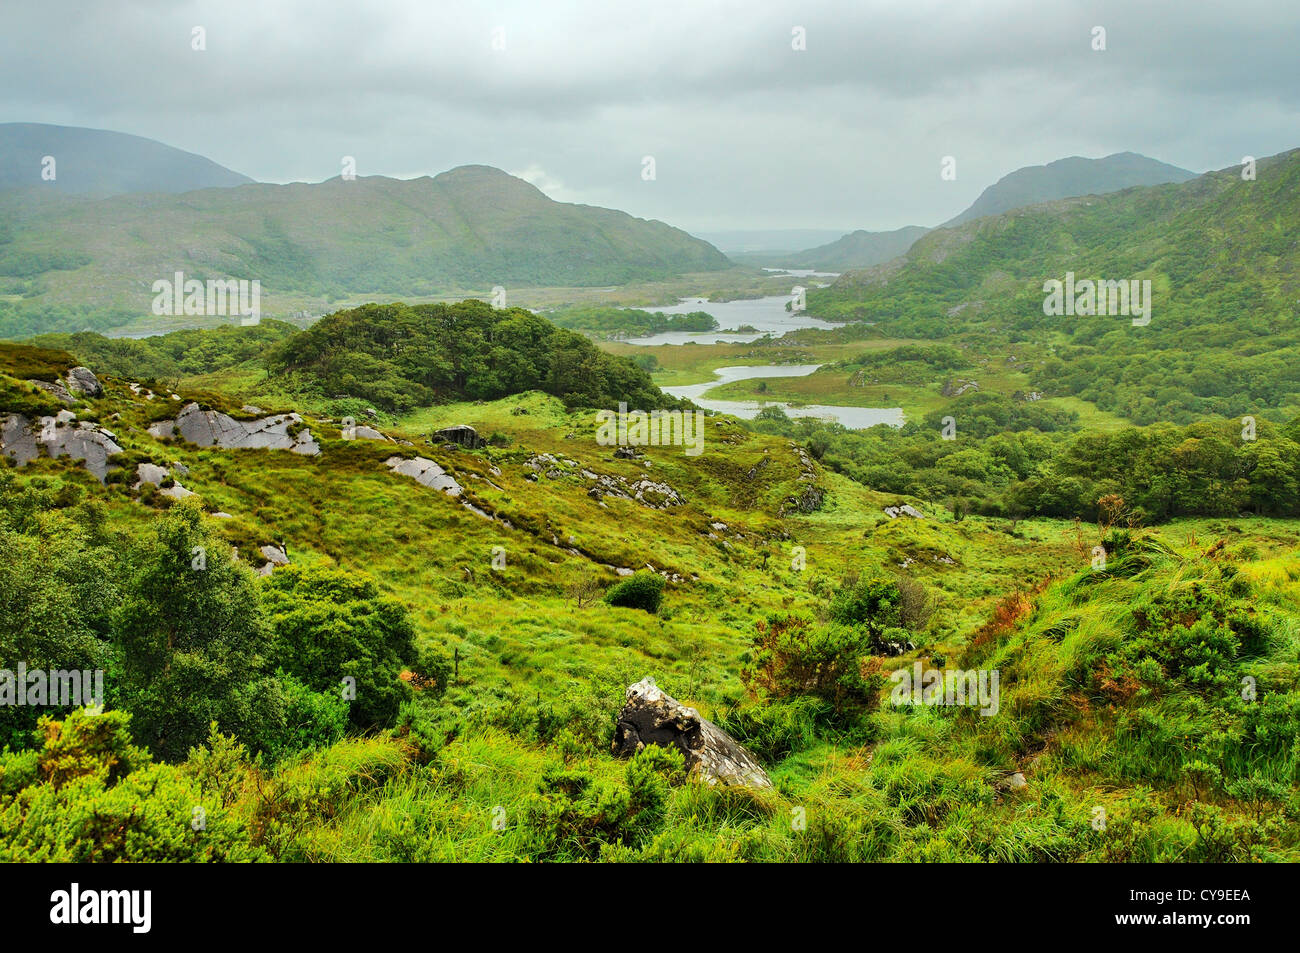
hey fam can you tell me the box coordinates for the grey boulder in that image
[65,367,104,398]
[884,504,925,520]
[612,677,772,790]
[133,462,195,499]
[385,456,463,496]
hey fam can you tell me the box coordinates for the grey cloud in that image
[1,0,1296,230]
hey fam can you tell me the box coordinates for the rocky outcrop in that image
[26,379,74,405]
[433,424,485,449]
[257,544,290,576]
[133,462,194,499]
[941,379,979,398]
[527,453,686,509]
[1,413,122,481]
[150,403,320,455]
[385,456,463,495]
[346,424,391,442]
[612,677,772,790]
[783,484,825,514]
[65,367,103,398]
[779,443,825,515]
[884,504,925,519]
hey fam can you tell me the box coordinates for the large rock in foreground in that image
[612,677,772,790]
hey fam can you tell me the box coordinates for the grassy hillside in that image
[809,148,1300,425]
[0,335,1297,862]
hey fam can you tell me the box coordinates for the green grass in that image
[3,341,1298,863]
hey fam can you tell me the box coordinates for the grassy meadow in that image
[2,334,1297,861]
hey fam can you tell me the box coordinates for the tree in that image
[260,565,418,729]
[116,501,269,760]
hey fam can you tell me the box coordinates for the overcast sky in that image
[3,0,1297,232]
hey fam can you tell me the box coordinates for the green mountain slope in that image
[944,151,1197,226]
[0,122,254,195]
[0,164,731,327]
[808,148,1300,424]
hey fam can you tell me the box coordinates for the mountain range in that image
[808,148,1300,424]
[0,124,1210,335]
[0,162,730,319]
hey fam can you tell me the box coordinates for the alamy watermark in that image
[595,403,705,456]
[0,664,104,708]
[152,271,261,325]
[1042,271,1151,326]
[889,662,999,716]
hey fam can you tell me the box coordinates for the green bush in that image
[604,571,665,614]
[744,614,882,718]
[261,564,418,730]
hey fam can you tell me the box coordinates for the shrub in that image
[828,575,903,635]
[745,614,882,718]
[261,565,418,729]
[604,571,664,614]
[523,745,680,860]
[0,710,265,862]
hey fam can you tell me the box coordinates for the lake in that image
[620,293,845,346]
[663,364,905,429]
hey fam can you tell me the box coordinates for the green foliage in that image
[523,744,682,860]
[268,300,679,413]
[29,321,300,382]
[751,409,1300,521]
[745,614,882,717]
[0,710,266,862]
[603,571,665,614]
[115,501,270,760]
[0,474,118,748]
[242,673,349,762]
[260,565,418,730]
[828,576,903,634]
[32,709,149,790]
[547,306,718,339]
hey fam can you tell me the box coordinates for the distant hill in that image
[772,153,1198,271]
[771,225,930,271]
[0,164,731,333]
[699,229,847,255]
[943,152,1197,226]
[0,123,254,195]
